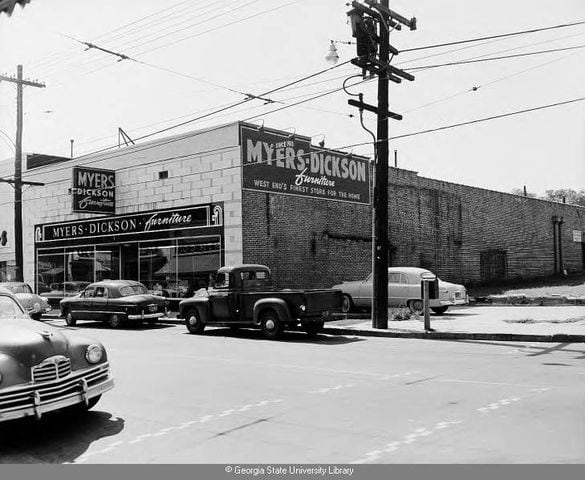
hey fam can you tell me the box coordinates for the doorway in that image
[121,244,138,280]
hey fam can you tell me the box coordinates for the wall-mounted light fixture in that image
[312,134,326,148]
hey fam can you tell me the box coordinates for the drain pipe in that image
[558,216,565,274]
[552,216,559,274]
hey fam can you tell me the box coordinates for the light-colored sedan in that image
[0,282,52,320]
[332,267,468,315]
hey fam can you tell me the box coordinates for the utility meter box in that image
[420,273,439,300]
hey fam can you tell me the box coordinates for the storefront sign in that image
[71,166,116,214]
[36,203,224,244]
[240,124,371,204]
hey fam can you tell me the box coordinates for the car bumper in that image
[127,312,165,320]
[0,362,114,423]
[26,306,52,315]
[432,296,469,307]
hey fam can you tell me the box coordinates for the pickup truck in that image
[179,264,343,339]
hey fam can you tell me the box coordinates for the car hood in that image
[438,280,465,291]
[332,280,362,290]
[0,318,71,367]
[14,293,47,309]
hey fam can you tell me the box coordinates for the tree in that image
[544,189,585,207]
[511,187,585,207]
[511,188,537,198]
[0,0,31,17]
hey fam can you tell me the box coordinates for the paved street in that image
[0,321,583,464]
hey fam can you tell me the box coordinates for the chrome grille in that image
[31,356,72,383]
[1,363,111,415]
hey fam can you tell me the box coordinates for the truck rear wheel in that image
[261,310,282,340]
[185,309,205,334]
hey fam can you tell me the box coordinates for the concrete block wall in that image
[15,123,243,284]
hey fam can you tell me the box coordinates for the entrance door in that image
[121,245,138,281]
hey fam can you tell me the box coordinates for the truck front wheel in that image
[261,310,282,340]
[185,309,205,334]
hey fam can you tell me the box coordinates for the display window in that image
[35,236,222,300]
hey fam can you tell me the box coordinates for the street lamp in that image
[325,41,339,65]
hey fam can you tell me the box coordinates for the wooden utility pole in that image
[347,1,416,329]
[0,65,45,281]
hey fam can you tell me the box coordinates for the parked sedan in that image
[0,282,51,320]
[40,281,91,308]
[332,267,468,315]
[60,280,168,328]
[0,289,114,423]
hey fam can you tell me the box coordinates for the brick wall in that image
[389,168,585,285]
[242,167,585,289]
[242,190,372,289]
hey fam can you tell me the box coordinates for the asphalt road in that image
[1,321,583,464]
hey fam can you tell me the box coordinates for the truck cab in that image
[179,264,342,339]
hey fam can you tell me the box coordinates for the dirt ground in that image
[467,273,585,298]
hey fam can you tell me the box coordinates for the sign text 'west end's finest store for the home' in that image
[240,125,371,204]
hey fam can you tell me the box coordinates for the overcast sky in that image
[1,0,584,195]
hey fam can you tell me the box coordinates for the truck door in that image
[209,271,233,320]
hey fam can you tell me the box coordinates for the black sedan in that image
[0,289,114,423]
[60,280,168,328]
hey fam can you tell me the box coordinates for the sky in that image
[1,0,584,196]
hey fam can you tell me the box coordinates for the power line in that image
[406,43,585,71]
[133,0,306,57]
[400,20,585,53]
[391,96,585,140]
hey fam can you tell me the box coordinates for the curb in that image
[322,327,585,343]
[43,315,585,343]
[472,295,585,306]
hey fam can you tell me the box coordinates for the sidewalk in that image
[44,304,585,343]
[322,305,585,343]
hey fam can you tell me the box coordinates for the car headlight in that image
[299,304,306,313]
[85,344,103,364]
[33,302,42,312]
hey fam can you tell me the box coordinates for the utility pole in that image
[0,65,45,281]
[347,1,416,329]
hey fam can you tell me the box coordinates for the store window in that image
[137,237,221,298]
[37,252,65,294]
[96,247,119,281]
[140,244,175,296]
[67,249,95,284]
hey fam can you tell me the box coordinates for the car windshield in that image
[0,295,26,318]
[1,283,33,294]
[119,284,149,296]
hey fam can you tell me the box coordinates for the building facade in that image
[0,121,583,300]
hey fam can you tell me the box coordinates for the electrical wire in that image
[405,43,585,71]
[130,0,306,57]
[400,20,585,53]
[14,95,585,194]
[392,96,585,140]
